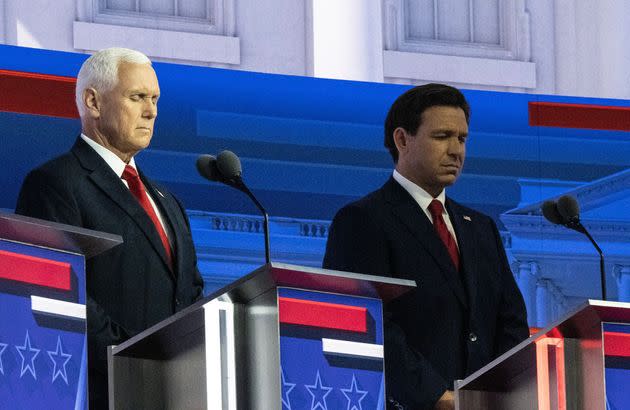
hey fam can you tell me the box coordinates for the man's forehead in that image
[116,63,159,89]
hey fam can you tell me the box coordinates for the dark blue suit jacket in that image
[323,177,528,410]
[16,137,204,409]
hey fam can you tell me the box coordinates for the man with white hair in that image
[16,47,204,408]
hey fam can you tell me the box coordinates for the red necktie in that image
[122,165,173,270]
[428,199,460,270]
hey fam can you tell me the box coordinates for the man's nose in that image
[143,100,157,118]
[448,137,464,155]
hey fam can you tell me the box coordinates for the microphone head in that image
[557,195,580,222]
[196,154,220,182]
[216,150,242,180]
[541,200,564,225]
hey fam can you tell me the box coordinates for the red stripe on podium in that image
[0,249,72,290]
[604,331,630,358]
[529,101,630,131]
[278,297,367,333]
[0,69,79,119]
[532,327,630,358]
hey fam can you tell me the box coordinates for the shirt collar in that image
[80,133,137,177]
[392,169,446,212]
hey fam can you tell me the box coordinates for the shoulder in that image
[328,184,390,242]
[334,183,389,217]
[22,151,82,189]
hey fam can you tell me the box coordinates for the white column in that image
[549,282,566,323]
[310,0,384,82]
[571,1,630,98]
[553,0,577,94]
[525,0,556,93]
[535,279,552,328]
[614,265,630,303]
[515,261,538,327]
[0,0,6,43]
[595,1,630,98]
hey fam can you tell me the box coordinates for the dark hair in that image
[384,83,470,162]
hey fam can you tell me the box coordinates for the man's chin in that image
[438,175,459,187]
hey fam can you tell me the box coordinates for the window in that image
[384,0,531,60]
[79,0,235,35]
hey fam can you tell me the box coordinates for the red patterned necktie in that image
[122,165,173,270]
[428,199,460,270]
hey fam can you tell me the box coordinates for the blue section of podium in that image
[278,287,384,410]
[604,323,630,410]
[0,240,87,409]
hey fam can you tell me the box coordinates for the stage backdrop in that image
[0,44,629,325]
[1,43,629,410]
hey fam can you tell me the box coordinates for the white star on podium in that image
[48,336,72,384]
[341,374,368,410]
[0,342,7,375]
[16,330,40,379]
[305,370,332,410]
[280,368,296,409]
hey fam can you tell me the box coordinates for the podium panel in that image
[277,287,384,409]
[108,263,414,409]
[455,300,630,410]
[0,212,122,409]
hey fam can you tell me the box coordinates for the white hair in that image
[75,47,152,117]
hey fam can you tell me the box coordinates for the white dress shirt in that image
[392,169,459,247]
[80,134,172,242]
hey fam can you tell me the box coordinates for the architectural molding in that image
[501,215,630,242]
[73,21,240,64]
[188,210,329,292]
[383,50,536,88]
[509,169,630,216]
[188,210,330,238]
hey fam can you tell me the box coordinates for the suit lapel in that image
[142,174,182,277]
[383,179,469,308]
[447,199,478,307]
[71,138,173,276]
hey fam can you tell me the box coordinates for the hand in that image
[434,390,455,410]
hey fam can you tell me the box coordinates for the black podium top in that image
[0,211,122,258]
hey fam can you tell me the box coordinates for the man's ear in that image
[82,88,100,119]
[392,127,408,155]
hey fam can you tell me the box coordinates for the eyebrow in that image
[431,128,466,134]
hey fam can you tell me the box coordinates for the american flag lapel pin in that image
[463,215,472,221]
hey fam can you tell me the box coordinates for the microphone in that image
[196,151,271,264]
[216,150,244,187]
[541,200,564,225]
[195,154,220,182]
[541,195,606,300]
[556,195,581,225]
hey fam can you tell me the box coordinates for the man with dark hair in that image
[323,83,528,410]
[16,48,204,409]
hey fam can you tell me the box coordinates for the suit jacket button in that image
[469,332,478,342]
[175,298,181,306]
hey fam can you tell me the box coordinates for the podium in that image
[0,211,122,408]
[455,300,630,410]
[108,262,415,409]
